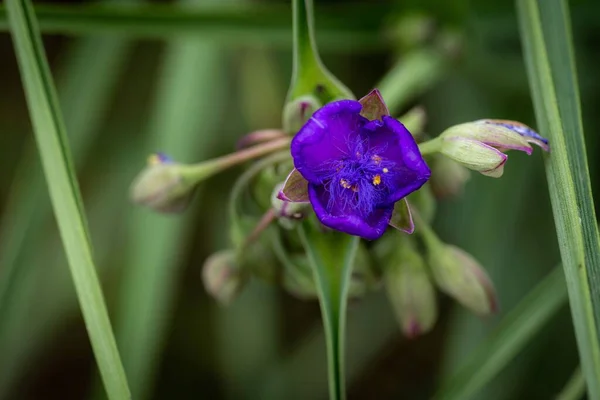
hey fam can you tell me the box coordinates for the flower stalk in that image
[179,136,291,183]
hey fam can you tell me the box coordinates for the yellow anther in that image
[372,155,382,164]
[382,167,389,173]
[372,174,381,186]
[340,179,352,189]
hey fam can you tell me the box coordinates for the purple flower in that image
[291,100,431,240]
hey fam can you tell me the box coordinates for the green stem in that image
[418,137,442,155]
[299,226,359,400]
[180,137,291,183]
[287,0,353,103]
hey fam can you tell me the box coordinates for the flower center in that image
[323,143,396,217]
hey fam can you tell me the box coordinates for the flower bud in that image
[427,244,497,316]
[385,238,438,337]
[202,250,247,305]
[271,183,308,229]
[439,137,507,178]
[282,95,320,134]
[130,154,195,213]
[441,121,533,155]
[429,155,471,197]
[437,119,548,178]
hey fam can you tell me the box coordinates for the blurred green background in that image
[0,0,598,399]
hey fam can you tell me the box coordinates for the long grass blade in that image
[435,267,568,400]
[5,1,130,398]
[517,0,600,395]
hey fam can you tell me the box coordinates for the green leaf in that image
[299,224,359,400]
[5,1,130,399]
[517,0,600,395]
[435,267,568,400]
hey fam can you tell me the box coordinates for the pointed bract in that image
[278,168,310,203]
[389,198,414,234]
[359,88,390,121]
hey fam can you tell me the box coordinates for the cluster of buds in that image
[129,86,547,332]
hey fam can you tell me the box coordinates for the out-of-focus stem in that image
[180,137,291,183]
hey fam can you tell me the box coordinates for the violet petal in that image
[291,100,367,183]
[308,184,393,240]
[363,116,431,205]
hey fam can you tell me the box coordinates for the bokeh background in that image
[0,0,598,399]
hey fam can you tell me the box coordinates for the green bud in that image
[202,250,247,305]
[439,137,507,178]
[271,183,308,230]
[427,244,497,316]
[130,160,195,213]
[429,155,471,198]
[282,95,321,134]
[385,238,438,337]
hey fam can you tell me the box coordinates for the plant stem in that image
[180,137,291,183]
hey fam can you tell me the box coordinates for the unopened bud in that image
[441,121,533,155]
[427,244,497,316]
[282,95,320,134]
[385,238,437,337]
[439,137,507,178]
[202,250,247,305]
[429,155,471,198]
[130,154,195,213]
[271,183,308,229]
[436,119,549,178]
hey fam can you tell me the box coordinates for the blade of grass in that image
[0,3,385,51]
[5,1,130,398]
[517,0,600,395]
[0,33,132,328]
[434,267,568,400]
[104,27,227,400]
